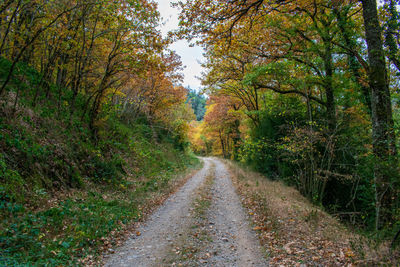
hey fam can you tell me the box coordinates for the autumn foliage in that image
[179,0,400,244]
[0,0,194,143]
[0,1,204,265]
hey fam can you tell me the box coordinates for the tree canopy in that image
[187,88,206,121]
[178,0,400,237]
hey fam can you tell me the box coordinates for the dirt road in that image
[104,158,268,266]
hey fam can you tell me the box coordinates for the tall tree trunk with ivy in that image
[361,0,397,230]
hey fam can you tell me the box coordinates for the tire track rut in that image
[104,157,268,266]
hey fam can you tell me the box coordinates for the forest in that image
[0,0,199,265]
[0,0,399,265]
[186,0,400,240]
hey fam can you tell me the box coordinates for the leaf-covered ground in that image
[225,160,399,266]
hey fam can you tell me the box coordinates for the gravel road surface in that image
[104,157,267,267]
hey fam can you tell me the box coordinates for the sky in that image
[154,0,204,91]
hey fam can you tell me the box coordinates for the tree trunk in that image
[333,6,372,113]
[0,0,21,56]
[232,119,241,160]
[384,0,400,72]
[361,0,396,230]
[323,40,336,132]
[219,130,226,158]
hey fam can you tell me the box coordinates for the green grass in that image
[0,117,199,266]
[0,159,199,266]
[0,56,200,266]
[1,192,137,266]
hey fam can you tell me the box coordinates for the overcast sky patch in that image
[154,0,204,91]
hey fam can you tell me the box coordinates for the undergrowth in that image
[0,58,199,266]
[225,160,399,265]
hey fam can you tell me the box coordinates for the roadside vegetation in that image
[0,58,199,265]
[226,160,399,265]
[0,1,199,265]
[181,0,400,256]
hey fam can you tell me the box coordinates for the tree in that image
[187,88,206,121]
[383,0,400,73]
[203,95,242,158]
[177,0,399,234]
[361,0,397,230]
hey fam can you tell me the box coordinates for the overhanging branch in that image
[254,81,326,106]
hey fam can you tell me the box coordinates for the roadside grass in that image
[0,158,201,267]
[0,54,201,266]
[224,160,399,266]
[165,163,215,266]
[0,101,201,266]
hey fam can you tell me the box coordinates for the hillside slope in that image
[0,59,199,266]
[225,160,399,265]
